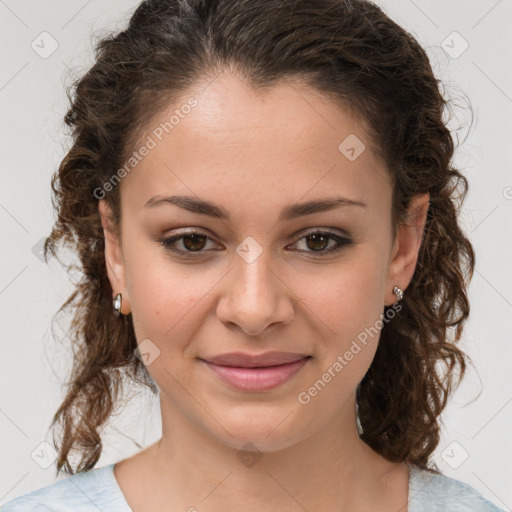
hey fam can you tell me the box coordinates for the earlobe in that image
[98,200,130,315]
[386,193,430,305]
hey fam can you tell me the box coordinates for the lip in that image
[201,351,310,367]
[200,354,312,392]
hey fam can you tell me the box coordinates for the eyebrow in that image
[144,194,367,221]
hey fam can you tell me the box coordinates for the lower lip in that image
[201,357,311,392]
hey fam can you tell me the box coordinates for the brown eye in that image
[159,231,220,256]
[159,229,352,259]
[290,230,353,256]
[305,233,330,252]
[182,233,208,251]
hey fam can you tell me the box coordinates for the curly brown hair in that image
[44,0,475,477]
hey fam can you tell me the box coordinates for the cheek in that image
[122,238,208,342]
[292,252,385,341]
[291,252,387,395]
[292,258,386,417]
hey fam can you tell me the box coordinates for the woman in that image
[1,0,504,510]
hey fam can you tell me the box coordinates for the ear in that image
[385,193,430,306]
[98,199,130,315]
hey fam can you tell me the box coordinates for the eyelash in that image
[157,229,353,258]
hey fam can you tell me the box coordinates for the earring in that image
[113,293,123,316]
[393,286,404,302]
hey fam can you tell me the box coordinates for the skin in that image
[99,70,429,512]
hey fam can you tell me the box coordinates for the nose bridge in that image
[236,245,274,299]
[216,240,293,335]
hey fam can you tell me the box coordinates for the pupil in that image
[307,234,328,251]
[184,234,207,251]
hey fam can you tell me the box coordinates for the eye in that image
[158,229,352,258]
[158,231,220,256]
[288,230,353,256]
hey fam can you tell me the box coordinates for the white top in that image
[0,462,505,511]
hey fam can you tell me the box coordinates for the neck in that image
[130,392,408,512]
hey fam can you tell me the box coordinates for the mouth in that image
[199,356,312,392]
[200,351,311,368]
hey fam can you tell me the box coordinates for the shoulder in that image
[0,464,130,512]
[408,465,506,512]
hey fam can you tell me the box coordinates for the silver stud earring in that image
[393,286,404,302]
[113,293,122,316]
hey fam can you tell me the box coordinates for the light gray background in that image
[1,0,511,508]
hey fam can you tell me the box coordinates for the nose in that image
[216,248,294,336]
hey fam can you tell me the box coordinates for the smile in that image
[200,356,312,392]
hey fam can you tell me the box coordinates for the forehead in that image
[120,72,391,216]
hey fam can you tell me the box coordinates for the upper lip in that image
[201,351,311,368]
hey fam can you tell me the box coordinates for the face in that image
[99,71,428,452]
